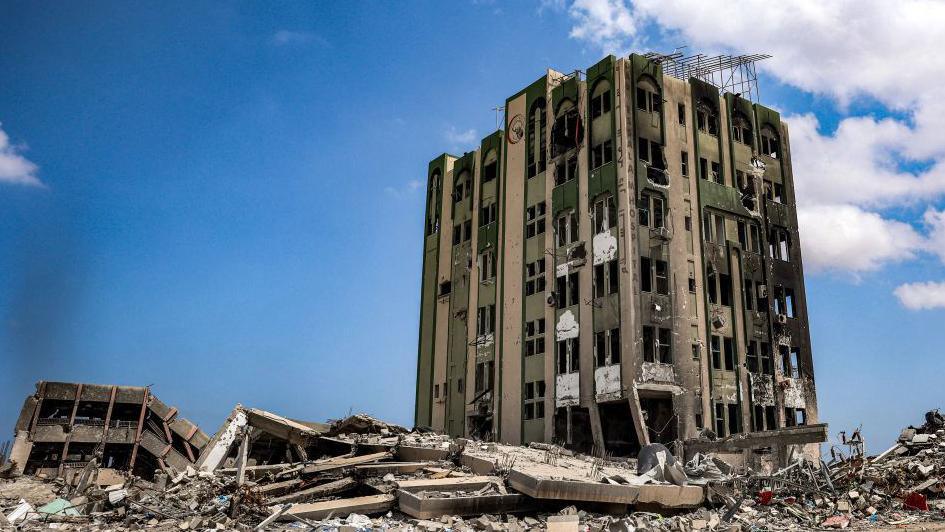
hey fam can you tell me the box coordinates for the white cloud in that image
[894,281,945,311]
[0,123,42,187]
[923,208,945,265]
[271,30,324,47]
[566,0,945,277]
[444,126,478,148]
[797,204,923,274]
[384,179,423,199]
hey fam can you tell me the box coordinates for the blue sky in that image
[1,1,943,453]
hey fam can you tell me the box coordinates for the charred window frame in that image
[452,220,472,246]
[589,82,612,120]
[452,171,471,206]
[711,335,736,371]
[747,340,773,374]
[479,201,497,227]
[592,194,617,234]
[636,77,661,114]
[555,155,578,186]
[785,407,807,427]
[525,201,546,239]
[773,285,797,318]
[639,193,665,229]
[593,258,619,298]
[556,272,580,309]
[475,361,494,393]
[476,304,496,336]
[643,325,672,363]
[525,258,547,296]
[678,103,686,125]
[552,100,582,157]
[703,211,726,244]
[594,327,621,367]
[478,250,496,282]
[732,113,753,145]
[696,100,719,136]
[760,125,781,159]
[555,210,579,247]
[527,99,547,178]
[752,405,778,432]
[523,380,546,420]
[556,337,580,374]
[768,226,791,261]
[525,318,546,357]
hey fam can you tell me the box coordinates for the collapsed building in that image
[414,52,820,466]
[6,381,208,481]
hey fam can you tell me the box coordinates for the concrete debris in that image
[4,390,945,530]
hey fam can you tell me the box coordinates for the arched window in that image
[552,99,581,157]
[732,112,752,145]
[426,171,441,235]
[696,99,719,136]
[482,149,498,184]
[453,170,471,205]
[760,125,780,158]
[636,76,661,114]
[527,98,547,178]
[590,80,612,120]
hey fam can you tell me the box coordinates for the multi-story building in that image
[414,53,819,459]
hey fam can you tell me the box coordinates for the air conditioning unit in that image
[653,226,671,240]
[546,292,557,307]
[711,314,726,329]
[776,313,788,324]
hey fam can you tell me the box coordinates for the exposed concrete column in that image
[128,387,150,471]
[629,386,650,447]
[59,383,83,477]
[588,404,605,453]
[101,386,117,446]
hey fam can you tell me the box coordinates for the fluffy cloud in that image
[0,123,42,187]
[894,281,945,311]
[444,126,478,148]
[566,0,945,286]
[797,204,923,274]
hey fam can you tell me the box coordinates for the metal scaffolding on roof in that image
[642,50,772,103]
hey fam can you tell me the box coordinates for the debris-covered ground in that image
[4,411,945,530]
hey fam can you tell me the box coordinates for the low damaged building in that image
[7,381,208,479]
[414,52,820,462]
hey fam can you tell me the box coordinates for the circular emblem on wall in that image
[507,114,525,144]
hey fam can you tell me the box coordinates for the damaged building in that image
[7,381,208,480]
[414,52,820,463]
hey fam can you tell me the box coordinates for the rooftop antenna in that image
[492,106,504,130]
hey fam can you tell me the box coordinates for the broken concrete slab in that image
[277,494,396,520]
[267,477,358,504]
[398,489,531,519]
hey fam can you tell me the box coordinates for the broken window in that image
[556,272,579,309]
[638,137,650,163]
[426,171,442,236]
[556,337,579,374]
[752,405,777,432]
[434,384,439,399]
[699,157,708,180]
[714,402,726,436]
[773,285,797,318]
[640,256,652,293]
[555,155,578,186]
[594,327,621,367]
[593,258,619,298]
[728,403,742,435]
[482,157,498,184]
[527,99,547,178]
[706,270,717,304]
[743,279,754,311]
[719,273,732,307]
[475,361,494,393]
[696,100,719,136]
[702,211,726,244]
[769,227,791,261]
[639,193,665,229]
[476,304,495,336]
[439,280,451,297]
[478,251,496,282]
[590,82,611,119]
[523,380,546,420]
[643,326,672,363]
[479,202,497,227]
[525,258,546,296]
[525,318,546,357]
[732,113,752,145]
[711,335,736,371]
[785,407,806,427]
[760,125,780,158]
[678,103,686,126]
[655,259,669,295]
[525,201,546,239]
[681,151,689,176]
[756,281,768,312]
[591,139,613,169]
[555,210,579,247]
[779,345,801,378]
[636,77,661,113]
[552,102,581,157]
[453,171,471,205]
[592,194,617,234]
[711,161,722,184]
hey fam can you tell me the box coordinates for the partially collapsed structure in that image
[7,381,208,480]
[415,52,819,460]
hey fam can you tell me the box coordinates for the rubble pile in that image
[4,409,945,530]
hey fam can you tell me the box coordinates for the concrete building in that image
[8,381,208,479]
[414,53,819,460]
